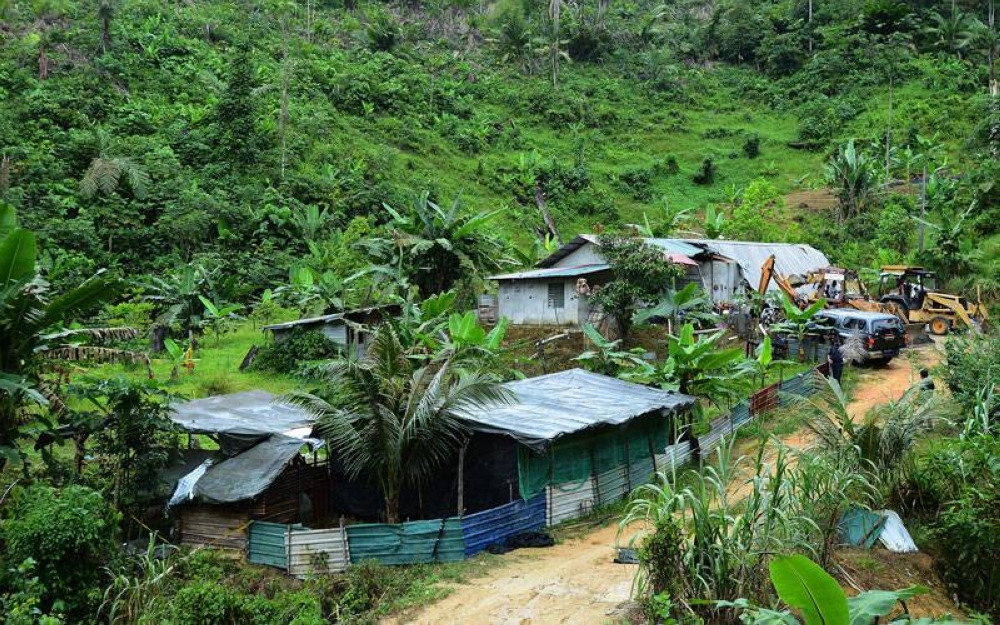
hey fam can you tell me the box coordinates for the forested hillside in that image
[3,0,998,307]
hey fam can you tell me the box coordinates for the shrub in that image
[171,580,277,625]
[0,484,120,619]
[742,133,761,158]
[692,158,716,185]
[249,328,342,373]
[942,335,1000,413]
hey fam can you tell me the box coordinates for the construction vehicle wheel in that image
[930,316,950,336]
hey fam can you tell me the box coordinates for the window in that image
[547,282,565,309]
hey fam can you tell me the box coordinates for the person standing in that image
[827,334,844,384]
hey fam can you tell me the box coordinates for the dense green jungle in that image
[2,0,1000,623]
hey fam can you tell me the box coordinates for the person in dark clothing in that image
[919,368,935,392]
[827,334,844,383]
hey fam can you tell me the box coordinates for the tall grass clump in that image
[620,438,844,622]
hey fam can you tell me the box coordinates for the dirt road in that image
[402,347,945,625]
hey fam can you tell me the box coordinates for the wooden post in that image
[456,439,468,516]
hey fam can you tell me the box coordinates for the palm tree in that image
[287,323,510,522]
[925,9,974,58]
[383,192,510,297]
[970,15,1000,97]
[0,206,147,467]
[79,127,149,200]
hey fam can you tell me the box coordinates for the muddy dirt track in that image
[400,346,952,624]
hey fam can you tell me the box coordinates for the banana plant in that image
[574,324,648,377]
[633,283,718,333]
[775,294,827,363]
[624,323,748,408]
[162,338,197,380]
[197,295,241,346]
[720,554,936,625]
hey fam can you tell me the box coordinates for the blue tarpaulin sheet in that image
[461,494,546,556]
[838,507,887,548]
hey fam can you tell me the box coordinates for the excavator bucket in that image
[905,322,932,346]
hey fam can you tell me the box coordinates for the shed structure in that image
[490,235,830,324]
[164,391,328,550]
[324,369,696,524]
[263,305,398,356]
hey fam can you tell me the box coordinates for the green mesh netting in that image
[518,415,674,500]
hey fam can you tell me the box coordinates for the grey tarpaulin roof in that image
[680,239,830,292]
[456,369,696,452]
[263,304,398,332]
[192,435,311,504]
[169,390,317,437]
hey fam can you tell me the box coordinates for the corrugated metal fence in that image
[697,367,826,460]
[462,493,546,556]
[248,521,291,569]
[288,526,350,578]
[345,517,465,565]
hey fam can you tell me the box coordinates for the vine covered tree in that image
[589,235,682,342]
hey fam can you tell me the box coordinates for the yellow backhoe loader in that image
[877,266,988,335]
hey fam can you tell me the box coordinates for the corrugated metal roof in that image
[536,235,599,268]
[537,235,705,269]
[488,263,610,281]
[680,239,830,292]
[457,369,696,452]
[263,305,394,331]
[170,391,317,437]
[645,238,705,256]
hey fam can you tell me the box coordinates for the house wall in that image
[549,242,604,268]
[497,279,585,325]
[273,322,348,345]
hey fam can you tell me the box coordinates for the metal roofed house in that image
[489,235,701,326]
[679,239,831,298]
[456,368,696,452]
[322,369,697,523]
[489,235,831,325]
[262,304,399,356]
[454,368,697,522]
[164,391,330,550]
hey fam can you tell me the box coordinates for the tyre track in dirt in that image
[399,346,944,625]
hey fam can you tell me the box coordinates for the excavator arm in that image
[759,255,801,305]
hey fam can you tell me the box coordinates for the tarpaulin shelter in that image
[166,391,329,549]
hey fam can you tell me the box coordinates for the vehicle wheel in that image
[930,316,951,336]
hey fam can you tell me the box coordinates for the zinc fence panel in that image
[627,456,657,489]
[654,441,693,475]
[595,465,629,506]
[248,521,289,570]
[461,494,546,556]
[345,517,465,566]
[287,527,350,578]
[546,477,596,526]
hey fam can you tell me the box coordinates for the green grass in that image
[89,323,301,400]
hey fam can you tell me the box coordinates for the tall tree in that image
[216,43,259,166]
[287,323,510,522]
